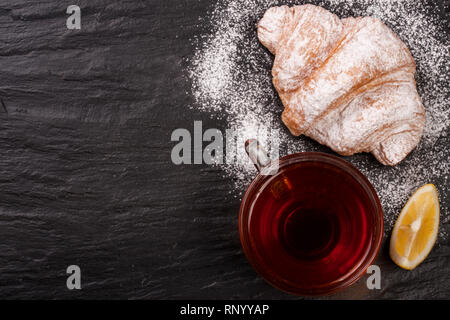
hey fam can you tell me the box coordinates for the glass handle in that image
[245,139,290,197]
[245,139,272,173]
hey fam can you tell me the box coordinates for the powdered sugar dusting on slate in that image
[187,0,449,239]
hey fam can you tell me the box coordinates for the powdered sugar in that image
[187,0,449,240]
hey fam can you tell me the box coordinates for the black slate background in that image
[0,0,448,299]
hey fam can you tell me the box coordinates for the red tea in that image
[247,160,376,291]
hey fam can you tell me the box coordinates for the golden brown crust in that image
[257,5,425,165]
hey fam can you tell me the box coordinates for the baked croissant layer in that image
[258,4,425,165]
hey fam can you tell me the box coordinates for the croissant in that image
[257,4,425,165]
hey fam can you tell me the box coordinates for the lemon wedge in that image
[389,184,440,270]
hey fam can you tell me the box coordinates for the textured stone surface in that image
[0,0,448,299]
